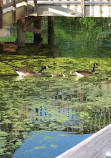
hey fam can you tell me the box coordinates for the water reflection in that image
[1,17,111,158]
[0,75,111,157]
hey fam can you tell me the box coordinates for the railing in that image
[0,0,90,28]
[57,124,111,158]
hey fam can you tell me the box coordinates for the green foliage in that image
[0,27,17,42]
[44,136,53,140]
[50,144,57,148]
[34,146,47,149]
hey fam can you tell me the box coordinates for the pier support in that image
[48,16,54,46]
[33,17,42,45]
[16,19,26,47]
[12,0,16,24]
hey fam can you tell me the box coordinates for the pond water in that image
[1,17,111,158]
[12,131,92,158]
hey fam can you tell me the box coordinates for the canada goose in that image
[51,73,62,77]
[16,66,50,76]
[63,71,73,77]
[75,63,98,77]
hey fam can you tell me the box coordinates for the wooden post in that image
[81,0,85,17]
[13,0,16,24]
[33,17,42,45]
[16,19,26,47]
[34,0,37,15]
[24,0,28,16]
[0,0,3,29]
[48,16,54,46]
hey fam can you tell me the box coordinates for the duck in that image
[75,63,98,77]
[63,71,73,77]
[16,66,50,77]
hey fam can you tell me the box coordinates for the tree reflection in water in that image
[0,75,111,158]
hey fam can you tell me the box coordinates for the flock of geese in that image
[15,63,98,78]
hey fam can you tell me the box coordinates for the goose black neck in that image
[38,67,46,73]
[92,64,96,72]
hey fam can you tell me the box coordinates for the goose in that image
[63,71,73,77]
[51,73,62,77]
[16,66,50,77]
[75,63,98,77]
